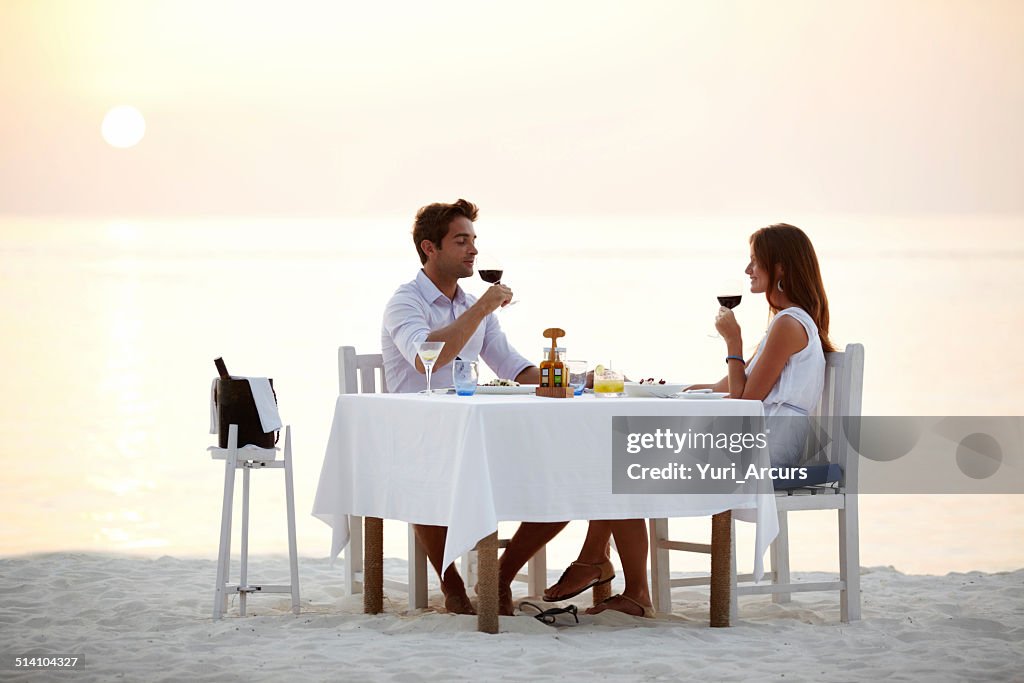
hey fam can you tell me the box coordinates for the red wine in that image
[717,295,742,309]
[479,269,504,284]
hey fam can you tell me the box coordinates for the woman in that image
[543,223,835,617]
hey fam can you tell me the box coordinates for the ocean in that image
[1,214,1022,574]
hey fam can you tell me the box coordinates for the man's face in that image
[427,216,478,279]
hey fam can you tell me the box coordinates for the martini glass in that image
[416,340,445,394]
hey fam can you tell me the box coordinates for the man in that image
[381,198,566,615]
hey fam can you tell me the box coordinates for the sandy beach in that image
[2,553,1020,682]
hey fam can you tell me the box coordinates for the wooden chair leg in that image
[364,517,384,614]
[772,510,791,604]
[648,518,670,614]
[408,527,428,610]
[839,502,861,622]
[527,548,547,598]
[710,510,732,627]
[345,515,364,596]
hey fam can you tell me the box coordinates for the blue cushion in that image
[773,463,842,490]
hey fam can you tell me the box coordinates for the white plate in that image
[475,384,538,395]
[623,381,690,398]
[673,391,729,400]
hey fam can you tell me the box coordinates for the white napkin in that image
[209,377,282,434]
[246,377,282,433]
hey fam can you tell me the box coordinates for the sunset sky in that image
[1,0,1022,217]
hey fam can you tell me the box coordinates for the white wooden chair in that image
[338,346,549,610]
[211,424,300,619]
[649,343,864,622]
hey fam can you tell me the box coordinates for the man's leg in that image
[412,523,475,614]
[495,521,568,613]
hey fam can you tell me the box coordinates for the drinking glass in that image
[567,360,587,396]
[415,340,445,394]
[452,359,479,396]
[709,279,744,338]
[593,366,624,397]
[478,258,518,306]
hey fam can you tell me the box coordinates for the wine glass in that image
[416,340,445,394]
[477,259,518,306]
[709,280,743,338]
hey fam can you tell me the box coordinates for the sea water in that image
[1,214,1022,574]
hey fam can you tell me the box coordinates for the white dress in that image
[745,307,825,466]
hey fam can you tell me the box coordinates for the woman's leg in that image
[586,519,653,616]
[543,521,614,600]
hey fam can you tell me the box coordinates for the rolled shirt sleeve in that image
[382,296,429,370]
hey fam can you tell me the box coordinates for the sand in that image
[1,554,1021,682]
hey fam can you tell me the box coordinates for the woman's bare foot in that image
[443,592,477,615]
[585,593,654,618]
[543,559,615,602]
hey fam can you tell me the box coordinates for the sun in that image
[101,106,146,148]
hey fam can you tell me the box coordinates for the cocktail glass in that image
[593,366,625,397]
[416,340,445,395]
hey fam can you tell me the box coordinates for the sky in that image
[1,0,1022,217]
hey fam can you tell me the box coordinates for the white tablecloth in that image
[313,393,779,580]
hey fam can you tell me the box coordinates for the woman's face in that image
[745,251,770,294]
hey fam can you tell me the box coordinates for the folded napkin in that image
[209,377,283,434]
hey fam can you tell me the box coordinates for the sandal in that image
[587,593,655,618]
[518,601,580,625]
[543,559,615,602]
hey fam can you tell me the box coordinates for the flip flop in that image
[543,559,615,602]
[588,593,655,618]
[518,601,580,625]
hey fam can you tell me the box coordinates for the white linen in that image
[313,394,779,581]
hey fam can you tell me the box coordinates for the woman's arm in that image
[734,316,807,400]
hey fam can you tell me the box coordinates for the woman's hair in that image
[750,223,836,353]
[412,198,479,265]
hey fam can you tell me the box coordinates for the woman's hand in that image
[714,306,741,343]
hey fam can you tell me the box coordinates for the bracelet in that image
[725,355,746,365]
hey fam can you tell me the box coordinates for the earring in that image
[777,280,784,292]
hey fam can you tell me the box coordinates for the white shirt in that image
[381,270,534,393]
[745,306,826,465]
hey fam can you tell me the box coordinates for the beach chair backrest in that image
[818,343,864,491]
[338,346,388,395]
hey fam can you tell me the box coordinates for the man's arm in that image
[415,285,513,372]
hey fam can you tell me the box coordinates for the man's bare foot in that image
[443,592,477,615]
[474,582,514,615]
[585,593,654,618]
[543,559,615,602]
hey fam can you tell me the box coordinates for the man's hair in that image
[412,199,479,264]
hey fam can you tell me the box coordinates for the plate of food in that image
[475,379,538,395]
[624,378,691,398]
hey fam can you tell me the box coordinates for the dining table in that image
[312,390,779,633]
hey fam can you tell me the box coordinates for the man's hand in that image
[477,284,514,313]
